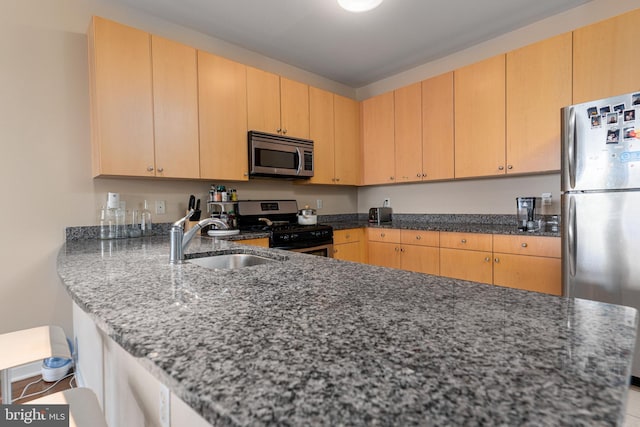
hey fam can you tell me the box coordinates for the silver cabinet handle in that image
[498,165,504,171]
[417,173,421,177]
[461,239,467,244]
[276,128,282,133]
[157,167,164,173]
[494,257,500,263]
[147,166,154,172]
[484,257,491,262]
[345,234,350,239]
[521,243,528,248]
[282,129,287,134]
[380,233,385,238]
[507,165,513,170]
[416,235,421,240]
[336,178,340,182]
[390,177,395,181]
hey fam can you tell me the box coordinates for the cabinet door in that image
[440,248,493,284]
[361,92,395,185]
[247,67,281,134]
[401,245,439,275]
[198,51,248,181]
[280,77,309,139]
[395,83,423,182]
[309,86,335,184]
[454,54,506,178]
[334,95,361,185]
[151,36,199,179]
[334,241,363,263]
[573,9,640,104]
[368,241,400,269]
[89,17,154,177]
[493,254,561,296]
[236,238,269,247]
[506,33,571,174]
[422,72,454,181]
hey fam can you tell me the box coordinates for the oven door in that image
[288,243,334,258]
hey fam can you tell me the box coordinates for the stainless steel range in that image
[236,200,333,257]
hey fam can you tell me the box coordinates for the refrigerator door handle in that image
[565,106,577,189]
[567,195,577,278]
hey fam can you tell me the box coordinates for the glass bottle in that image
[140,200,153,236]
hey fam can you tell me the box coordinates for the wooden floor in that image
[0,371,75,403]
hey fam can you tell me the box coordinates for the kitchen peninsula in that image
[58,235,637,426]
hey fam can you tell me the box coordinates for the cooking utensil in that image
[192,198,201,221]
[297,205,318,225]
[188,195,196,211]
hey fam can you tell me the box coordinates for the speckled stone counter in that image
[57,236,635,426]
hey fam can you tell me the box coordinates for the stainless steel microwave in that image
[248,131,314,178]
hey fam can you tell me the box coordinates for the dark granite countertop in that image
[57,235,634,426]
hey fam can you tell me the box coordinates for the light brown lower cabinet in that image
[493,254,561,295]
[367,229,561,296]
[492,234,561,295]
[367,229,439,275]
[439,248,493,284]
[236,238,269,248]
[333,229,365,263]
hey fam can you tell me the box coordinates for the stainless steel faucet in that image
[169,210,229,264]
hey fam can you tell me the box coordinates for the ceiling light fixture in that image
[337,0,384,13]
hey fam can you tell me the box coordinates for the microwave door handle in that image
[295,147,303,175]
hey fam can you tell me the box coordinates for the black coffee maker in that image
[516,197,541,231]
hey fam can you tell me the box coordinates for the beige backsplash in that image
[357,173,561,215]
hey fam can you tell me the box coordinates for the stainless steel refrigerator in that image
[562,91,640,378]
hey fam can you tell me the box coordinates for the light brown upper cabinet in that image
[422,72,454,181]
[198,51,248,181]
[361,92,395,185]
[89,17,199,178]
[333,95,361,185]
[310,89,360,185]
[151,36,200,179]
[89,17,155,177]
[573,8,640,104]
[506,33,572,174]
[394,83,423,183]
[454,54,506,179]
[309,86,335,184]
[247,67,309,139]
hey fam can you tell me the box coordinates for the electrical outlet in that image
[159,384,170,427]
[316,199,323,209]
[541,193,552,206]
[155,200,166,215]
[383,198,391,207]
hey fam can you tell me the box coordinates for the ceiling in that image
[114,0,592,88]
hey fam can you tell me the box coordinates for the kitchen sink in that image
[187,253,276,270]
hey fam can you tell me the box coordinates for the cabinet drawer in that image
[367,228,401,243]
[400,230,439,247]
[439,232,492,251]
[334,228,363,245]
[493,235,560,258]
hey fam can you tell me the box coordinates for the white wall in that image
[0,0,356,337]
[358,174,560,215]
